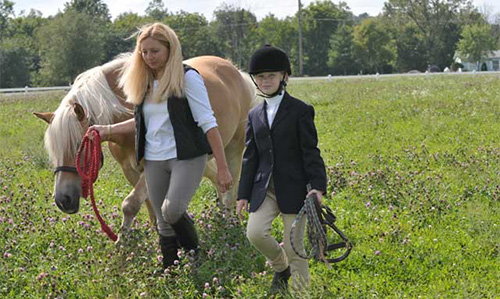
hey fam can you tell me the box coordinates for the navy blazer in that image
[237,92,327,214]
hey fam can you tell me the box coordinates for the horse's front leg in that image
[119,172,152,233]
[220,120,246,210]
[204,120,245,210]
[108,140,156,243]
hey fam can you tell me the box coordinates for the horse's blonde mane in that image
[45,60,132,166]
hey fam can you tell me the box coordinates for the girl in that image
[237,45,327,293]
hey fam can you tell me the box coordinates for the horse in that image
[34,55,257,240]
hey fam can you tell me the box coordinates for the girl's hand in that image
[217,167,233,193]
[307,189,323,205]
[237,199,249,222]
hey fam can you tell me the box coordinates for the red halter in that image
[76,129,118,242]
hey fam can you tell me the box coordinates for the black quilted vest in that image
[134,65,212,164]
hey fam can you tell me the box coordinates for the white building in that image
[455,50,500,71]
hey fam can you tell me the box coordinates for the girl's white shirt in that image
[143,69,217,160]
[264,92,284,128]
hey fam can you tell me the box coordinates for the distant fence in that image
[291,70,500,81]
[2,71,500,94]
[0,86,71,94]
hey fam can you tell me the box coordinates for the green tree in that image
[213,4,258,69]
[353,18,396,74]
[457,23,496,70]
[257,15,296,53]
[383,0,478,69]
[256,15,297,72]
[0,9,47,86]
[353,12,371,24]
[0,0,14,40]
[328,25,358,75]
[165,11,220,58]
[64,0,110,22]
[0,42,30,87]
[301,1,352,75]
[36,10,106,85]
[382,13,428,72]
[393,24,427,72]
[145,0,168,21]
[64,0,117,63]
[106,13,153,60]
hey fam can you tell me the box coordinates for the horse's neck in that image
[113,111,134,124]
[101,58,133,114]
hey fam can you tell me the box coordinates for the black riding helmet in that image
[248,45,292,75]
[248,45,291,98]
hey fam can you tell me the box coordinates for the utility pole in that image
[298,0,303,76]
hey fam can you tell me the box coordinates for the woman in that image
[237,45,327,293]
[90,23,232,269]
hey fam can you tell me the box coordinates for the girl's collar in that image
[264,92,284,104]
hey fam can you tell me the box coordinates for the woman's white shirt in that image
[143,69,217,160]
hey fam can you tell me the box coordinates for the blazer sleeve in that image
[237,115,260,201]
[298,105,327,193]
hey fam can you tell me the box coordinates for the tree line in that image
[1,0,499,88]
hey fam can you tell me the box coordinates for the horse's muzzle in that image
[55,189,80,214]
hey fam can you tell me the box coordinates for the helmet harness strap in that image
[251,73,287,98]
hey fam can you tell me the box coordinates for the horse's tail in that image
[239,71,261,109]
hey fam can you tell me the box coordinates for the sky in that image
[11,0,500,21]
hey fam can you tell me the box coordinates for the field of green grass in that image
[1,74,499,298]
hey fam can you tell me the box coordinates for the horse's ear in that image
[33,112,54,124]
[72,103,86,122]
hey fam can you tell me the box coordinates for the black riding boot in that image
[270,266,291,294]
[159,235,179,269]
[171,213,200,256]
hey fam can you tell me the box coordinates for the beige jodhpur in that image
[246,179,309,290]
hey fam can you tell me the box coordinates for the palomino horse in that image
[34,55,256,238]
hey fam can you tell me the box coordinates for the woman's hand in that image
[87,119,134,143]
[237,199,249,222]
[217,166,233,193]
[87,125,112,142]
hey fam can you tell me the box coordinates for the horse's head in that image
[34,102,90,214]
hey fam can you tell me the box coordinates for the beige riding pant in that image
[246,181,309,290]
[144,155,206,237]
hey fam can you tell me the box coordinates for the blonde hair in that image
[120,23,184,104]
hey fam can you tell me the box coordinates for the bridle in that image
[53,119,104,175]
[54,166,79,174]
[291,184,352,264]
[54,152,104,175]
[53,129,117,242]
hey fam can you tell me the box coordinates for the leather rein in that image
[291,185,352,264]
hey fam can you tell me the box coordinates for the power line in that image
[298,0,303,76]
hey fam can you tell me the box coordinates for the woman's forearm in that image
[89,118,135,143]
[206,127,233,192]
[107,118,135,143]
[110,118,135,135]
[205,127,229,170]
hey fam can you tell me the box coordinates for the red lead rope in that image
[76,129,118,242]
